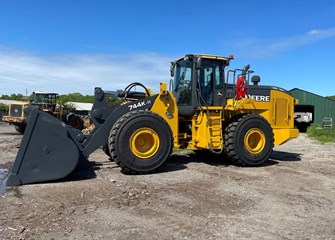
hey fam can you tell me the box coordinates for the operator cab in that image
[170,54,233,116]
[30,92,59,112]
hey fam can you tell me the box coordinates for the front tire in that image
[225,114,274,166]
[109,110,173,173]
[103,144,111,158]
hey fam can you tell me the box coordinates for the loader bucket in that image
[6,109,83,186]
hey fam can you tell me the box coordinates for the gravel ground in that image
[0,122,334,240]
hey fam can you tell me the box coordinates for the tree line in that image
[0,92,123,114]
[0,93,26,101]
[0,92,122,103]
[0,93,95,103]
[0,103,7,113]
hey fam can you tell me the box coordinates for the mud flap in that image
[7,109,83,186]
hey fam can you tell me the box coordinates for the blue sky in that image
[0,0,334,96]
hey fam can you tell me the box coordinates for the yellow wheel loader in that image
[6,54,299,186]
[2,101,30,133]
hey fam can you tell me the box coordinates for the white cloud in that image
[232,27,335,59]
[306,28,335,38]
[0,48,174,95]
[307,29,320,36]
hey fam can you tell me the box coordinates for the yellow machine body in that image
[2,101,29,124]
[149,83,298,151]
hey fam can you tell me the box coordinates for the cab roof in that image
[33,92,59,95]
[174,53,233,63]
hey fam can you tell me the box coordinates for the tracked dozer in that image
[7,54,299,186]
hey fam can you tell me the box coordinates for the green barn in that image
[289,88,335,125]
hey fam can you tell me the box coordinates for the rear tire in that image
[15,125,26,134]
[68,115,84,130]
[109,110,173,174]
[224,114,274,166]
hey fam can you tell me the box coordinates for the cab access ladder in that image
[207,111,223,152]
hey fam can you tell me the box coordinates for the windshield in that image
[173,60,193,106]
[34,94,58,104]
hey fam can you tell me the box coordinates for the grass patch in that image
[306,124,335,143]
[172,147,192,153]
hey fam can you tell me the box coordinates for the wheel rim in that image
[130,127,160,159]
[244,128,266,154]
